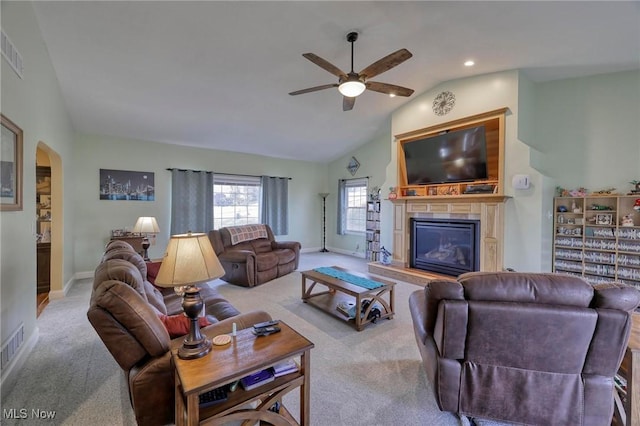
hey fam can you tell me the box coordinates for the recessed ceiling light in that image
[389,93,396,98]
[464,60,475,67]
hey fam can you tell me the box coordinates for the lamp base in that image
[177,286,212,360]
[178,336,212,360]
[319,248,329,253]
[141,237,151,261]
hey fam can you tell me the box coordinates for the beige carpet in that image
[1,251,463,426]
[211,252,462,426]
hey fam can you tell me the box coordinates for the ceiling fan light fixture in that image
[338,78,366,97]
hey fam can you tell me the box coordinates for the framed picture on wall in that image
[99,169,155,201]
[0,114,23,211]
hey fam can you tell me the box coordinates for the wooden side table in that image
[172,321,314,426]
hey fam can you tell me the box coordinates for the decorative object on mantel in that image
[318,193,329,253]
[629,180,640,195]
[388,187,397,200]
[432,91,456,116]
[347,156,360,176]
[634,198,640,212]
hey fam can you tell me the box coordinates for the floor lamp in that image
[319,193,329,252]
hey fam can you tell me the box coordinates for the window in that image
[338,178,368,234]
[213,174,260,229]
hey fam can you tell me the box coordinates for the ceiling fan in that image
[289,31,414,111]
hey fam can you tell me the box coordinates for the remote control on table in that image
[252,326,281,336]
[253,320,279,329]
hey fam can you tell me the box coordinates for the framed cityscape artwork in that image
[1,114,23,211]
[99,168,155,201]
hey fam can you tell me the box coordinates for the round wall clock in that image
[432,91,456,116]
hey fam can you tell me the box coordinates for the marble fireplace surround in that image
[369,196,509,285]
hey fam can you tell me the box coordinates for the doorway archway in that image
[35,142,63,308]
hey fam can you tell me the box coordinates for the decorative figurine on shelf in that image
[380,246,392,265]
[388,187,397,200]
[571,201,582,214]
[568,187,588,197]
[621,214,635,227]
[630,180,640,195]
[634,199,640,212]
[592,188,617,195]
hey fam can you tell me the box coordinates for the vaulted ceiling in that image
[32,1,640,162]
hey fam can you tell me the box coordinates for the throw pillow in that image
[158,314,211,339]
[146,261,162,285]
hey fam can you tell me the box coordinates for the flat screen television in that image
[403,125,488,185]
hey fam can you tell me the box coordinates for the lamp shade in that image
[155,233,225,288]
[133,216,160,234]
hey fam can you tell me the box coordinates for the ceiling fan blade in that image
[366,81,414,97]
[343,96,356,111]
[302,53,347,78]
[359,49,413,80]
[289,84,338,96]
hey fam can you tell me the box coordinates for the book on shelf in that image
[240,369,274,391]
[271,359,299,378]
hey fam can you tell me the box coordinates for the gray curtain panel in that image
[170,169,213,235]
[261,176,288,235]
[337,179,346,235]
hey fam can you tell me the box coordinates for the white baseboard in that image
[0,327,39,394]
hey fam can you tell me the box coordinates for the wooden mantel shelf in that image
[390,194,510,204]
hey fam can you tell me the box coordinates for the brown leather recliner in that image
[88,243,272,426]
[208,224,301,287]
[409,271,640,426]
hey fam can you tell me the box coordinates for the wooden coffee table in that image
[172,321,314,426]
[301,266,395,331]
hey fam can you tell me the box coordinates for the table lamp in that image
[154,232,225,359]
[133,216,160,260]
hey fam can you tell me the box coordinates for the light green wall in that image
[73,134,327,273]
[326,121,391,257]
[530,70,640,191]
[1,1,76,385]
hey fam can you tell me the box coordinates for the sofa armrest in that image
[272,240,301,252]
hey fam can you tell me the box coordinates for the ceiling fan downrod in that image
[346,32,359,73]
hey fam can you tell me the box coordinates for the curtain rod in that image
[340,176,370,181]
[166,168,291,180]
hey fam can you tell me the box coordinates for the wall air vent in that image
[1,322,24,372]
[1,30,24,79]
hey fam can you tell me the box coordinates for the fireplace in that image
[410,218,480,276]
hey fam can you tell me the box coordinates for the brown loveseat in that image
[208,224,301,287]
[409,271,640,426]
[88,241,272,426]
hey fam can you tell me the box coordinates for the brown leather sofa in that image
[208,224,301,287]
[88,242,272,426]
[409,271,640,426]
